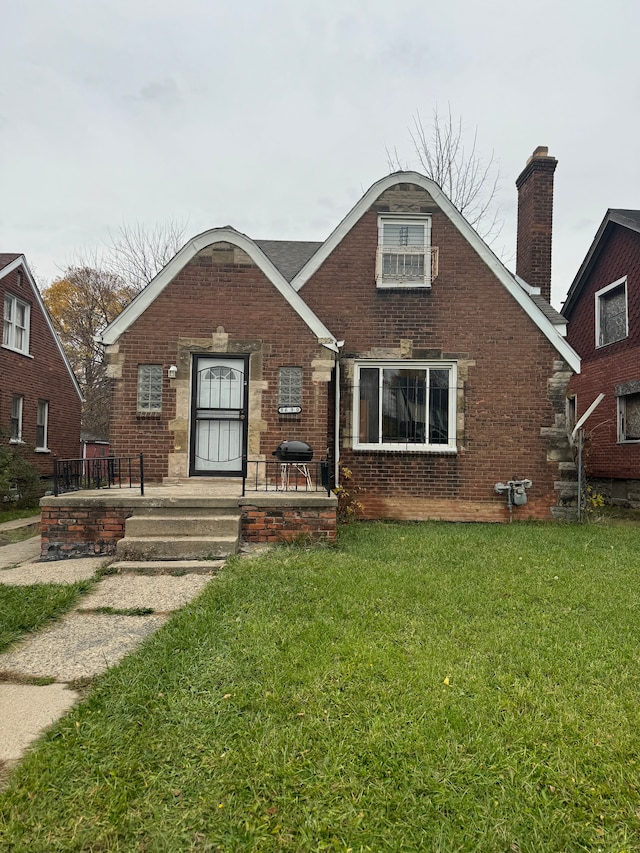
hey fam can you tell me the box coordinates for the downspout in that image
[334,342,345,487]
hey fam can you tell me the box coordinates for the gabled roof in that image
[290,172,579,372]
[563,209,640,318]
[100,228,338,350]
[99,173,579,372]
[0,255,84,401]
[0,253,21,270]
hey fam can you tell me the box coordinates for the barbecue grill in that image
[272,441,314,462]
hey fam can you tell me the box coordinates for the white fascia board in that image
[100,228,338,351]
[291,171,581,374]
[0,256,84,401]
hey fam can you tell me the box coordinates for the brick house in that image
[100,148,579,522]
[563,210,640,505]
[1,254,82,478]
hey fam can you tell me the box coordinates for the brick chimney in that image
[515,146,557,303]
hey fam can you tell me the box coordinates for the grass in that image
[0,582,91,654]
[0,506,40,525]
[1,521,640,851]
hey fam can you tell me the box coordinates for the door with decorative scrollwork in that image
[189,355,248,476]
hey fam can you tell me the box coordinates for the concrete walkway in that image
[0,522,224,782]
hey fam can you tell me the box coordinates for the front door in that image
[189,354,248,476]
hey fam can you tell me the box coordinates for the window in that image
[354,362,456,451]
[617,383,640,442]
[137,365,162,412]
[596,277,627,347]
[3,293,30,354]
[36,400,49,450]
[278,367,303,407]
[376,217,432,287]
[10,395,23,442]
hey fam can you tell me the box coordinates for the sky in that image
[1,0,639,309]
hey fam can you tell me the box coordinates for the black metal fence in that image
[52,454,145,497]
[242,460,331,496]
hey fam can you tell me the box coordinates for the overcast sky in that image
[2,0,638,308]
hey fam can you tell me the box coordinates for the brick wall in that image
[300,184,574,520]
[567,225,640,480]
[107,246,332,482]
[40,503,129,559]
[1,263,81,477]
[240,497,337,543]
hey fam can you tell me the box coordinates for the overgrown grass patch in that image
[0,582,90,653]
[1,522,640,851]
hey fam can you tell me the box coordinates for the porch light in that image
[167,365,178,379]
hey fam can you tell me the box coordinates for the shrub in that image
[0,438,42,508]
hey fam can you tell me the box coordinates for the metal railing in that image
[52,454,145,497]
[242,459,331,496]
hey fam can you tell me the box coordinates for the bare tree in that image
[387,106,502,243]
[102,219,188,293]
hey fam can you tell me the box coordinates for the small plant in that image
[333,466,365,524]
[583,484,605,519]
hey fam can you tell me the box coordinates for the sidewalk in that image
[0,520,224,782]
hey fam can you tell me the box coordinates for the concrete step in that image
[125,514,240,538]
[127,504,240,518]
[116,535,238,561]
[107,560,225,575]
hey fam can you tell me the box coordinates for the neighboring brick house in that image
[563,210,640,505]
[100,148,580,521]
[1,254,82,477]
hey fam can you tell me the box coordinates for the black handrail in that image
[52,454,145,496]
[241,458,331,496]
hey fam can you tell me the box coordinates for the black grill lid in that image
[272,441,314,461]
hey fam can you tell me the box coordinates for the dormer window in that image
[376,216,434,288]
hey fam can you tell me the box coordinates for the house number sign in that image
[278,406,302,414]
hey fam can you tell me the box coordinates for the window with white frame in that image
[3,293,30,354]
[617,384,640,442]
[596,277,627,347]
[10,395,23,442]
[376,217,432,288]
[354,362,456,451]
[278,367,303,408]
[36,399,49,450]
[137,365,162,412]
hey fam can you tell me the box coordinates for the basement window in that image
[354,361,456,451]
[137,365,162,412]
[596,277,627,347]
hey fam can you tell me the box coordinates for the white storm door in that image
[190,355,248,475]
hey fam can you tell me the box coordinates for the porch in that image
[40,478,338,561]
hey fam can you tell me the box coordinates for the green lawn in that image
[1,522,640,852]
[0,583,89,655]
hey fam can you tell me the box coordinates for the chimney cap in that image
[527,145,552,165]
